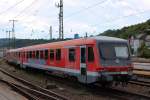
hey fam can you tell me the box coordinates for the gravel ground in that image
[116,83,150,97]
[0,59,149,100]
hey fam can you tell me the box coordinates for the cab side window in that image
[88,47,94,62]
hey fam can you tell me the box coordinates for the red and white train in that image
[6,36,133,84]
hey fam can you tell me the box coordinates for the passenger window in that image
[36,51,39,59]
[45,50,48,60]
[40,50,44,59]
[50,50,54,60]
[28,52,30,58]
[33,51,35,58]
[23,52,26,58]
[29,51,32,58]
[69,48,75,62]
[19,52,20,58]
[27,52,29,58]
[88,47,94,62]
[15,52,16,56]
[56,49,61,60]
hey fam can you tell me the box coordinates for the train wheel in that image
[20,64,26,69]
[68,76,78,82]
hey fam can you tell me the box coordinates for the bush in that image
[138,43,150,58]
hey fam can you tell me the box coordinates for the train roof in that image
[8,36,127,52]
[91,36,126,41]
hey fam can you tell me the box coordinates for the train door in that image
[80,46,87,83]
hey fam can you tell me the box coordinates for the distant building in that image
[128,35,140,55]
[136,30,150,48]
[0,48,7,58]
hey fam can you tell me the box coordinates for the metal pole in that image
[60,0,64,40]
[56,0,64,40]
[49,26,52,40]
[9,20,17,48]
[8,30,11,49]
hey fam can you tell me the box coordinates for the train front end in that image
[97,40,133,85]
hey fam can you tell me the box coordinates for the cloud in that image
[0,0,150,39]
[64,20,97,37]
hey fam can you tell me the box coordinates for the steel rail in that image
[0,68,68,100]
[0,79,42,100]
[1,63,149,100]
[129,80,150,87]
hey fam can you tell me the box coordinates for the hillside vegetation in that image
[99,19,150,39]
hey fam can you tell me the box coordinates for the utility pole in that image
[56,0,64,40]
[8,30,11,49]
[85,32,88,38]
[6,30,11,49]
[49,26,52,40]
[6,30,8,49]
[9,19,17,48]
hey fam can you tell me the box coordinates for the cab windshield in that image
[99,42,129,60]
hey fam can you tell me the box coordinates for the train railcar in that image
[6,36,133,84]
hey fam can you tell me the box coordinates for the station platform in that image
[133,62,150,77]
[133,70,150,77]
[133,63,150,71]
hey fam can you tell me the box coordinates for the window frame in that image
[26,51,29,58]
[36,50,39,59]
[44,49,48,60]
[56,49,61,61]
[88,47,94,62]
[40,50,44,59]
[29,51,32,58]
[33,51,35,58]
[18,52,20,58]
[50,49,54,60]
[69,48,76,62]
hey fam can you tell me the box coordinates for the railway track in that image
[83,83,150,100]
[0,67,68,100]
[129,80,150,87]
[0,79,59,100]
[43,73,150,100]
[0,62,150,100]
[105,87,150,100]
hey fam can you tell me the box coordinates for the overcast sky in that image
[0,0,150,39]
